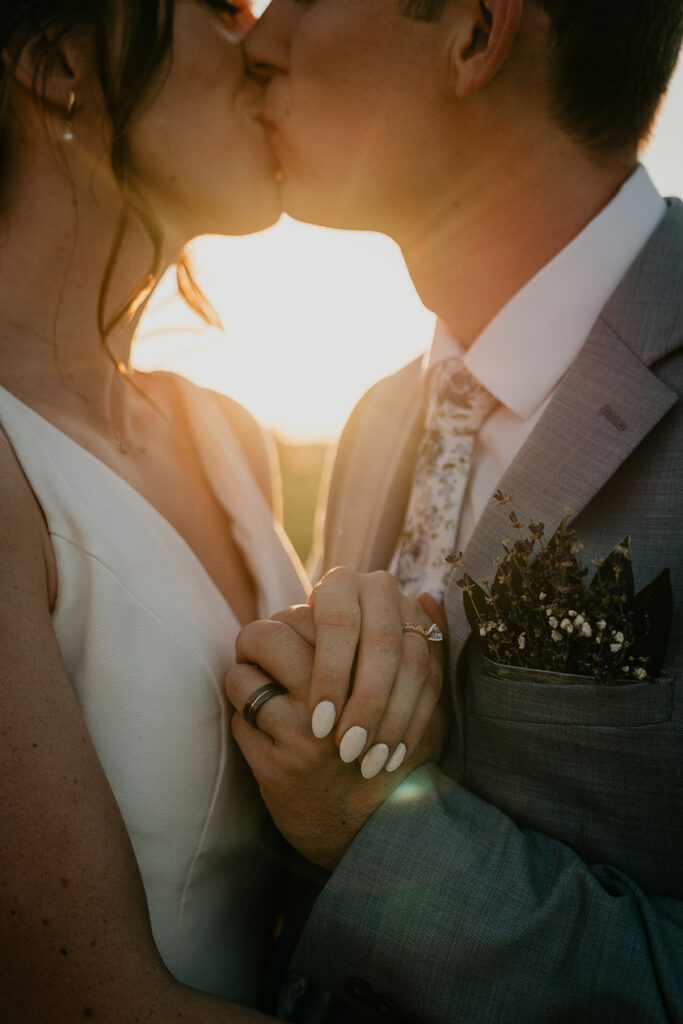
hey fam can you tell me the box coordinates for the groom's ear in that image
[447,0,523,100]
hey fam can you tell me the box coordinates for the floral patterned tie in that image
[389,357,497,601]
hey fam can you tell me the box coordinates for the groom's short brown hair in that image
[401,0,683,157]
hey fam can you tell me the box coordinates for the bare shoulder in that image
[211,389,279,510]
[0,426,55,611]
[139,369,278,512]
[0,422,176,1020]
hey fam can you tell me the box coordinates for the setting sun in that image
[134,222,435,442]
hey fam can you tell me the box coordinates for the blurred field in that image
[275,438,332,567]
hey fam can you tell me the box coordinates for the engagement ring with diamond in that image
[401,622,444,644]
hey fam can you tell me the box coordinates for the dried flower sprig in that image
[452,494,672,684]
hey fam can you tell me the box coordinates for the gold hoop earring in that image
[63,90,76,142]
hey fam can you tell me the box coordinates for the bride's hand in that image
[270,567,446,778]
[225,608,448,869]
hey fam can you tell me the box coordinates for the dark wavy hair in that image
[0,0,217,369]
[401,0,683,157]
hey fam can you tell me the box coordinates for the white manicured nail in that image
[312,700,336,739]
[339,726,368,763]
[361,744,390,780]
[385,742,407,773]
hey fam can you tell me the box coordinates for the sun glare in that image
[134,220,436,442]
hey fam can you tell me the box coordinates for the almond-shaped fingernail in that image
[385,742,407,773]
[360,743,390,780]
[311,700,336,739]
[339,726,368,763]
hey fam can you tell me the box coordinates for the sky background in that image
[133,45,683,442]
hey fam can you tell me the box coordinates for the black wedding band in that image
[242,681,287,729]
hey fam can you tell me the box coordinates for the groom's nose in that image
[244,0,299,79]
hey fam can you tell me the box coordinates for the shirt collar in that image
[427,164,666,420]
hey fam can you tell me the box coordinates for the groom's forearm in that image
[292,764,683,1024]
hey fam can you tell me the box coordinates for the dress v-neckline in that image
[0,382,252,627]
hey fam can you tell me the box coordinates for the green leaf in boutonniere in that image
[445,552,488,636]
[453,497,672,684]
[589,535,635,603]
[631,568,673,677]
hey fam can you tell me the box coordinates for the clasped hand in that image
[225,568,447,869]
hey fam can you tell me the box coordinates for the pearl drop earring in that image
[63,91,76,142]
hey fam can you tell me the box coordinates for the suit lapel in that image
[445,199,683,660]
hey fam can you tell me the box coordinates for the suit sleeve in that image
[291,764,683,1024]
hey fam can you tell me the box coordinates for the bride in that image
[0,1,442,1020]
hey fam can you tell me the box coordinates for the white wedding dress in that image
[0,378,309,1005]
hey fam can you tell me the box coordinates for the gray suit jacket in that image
[292,200,683,1023]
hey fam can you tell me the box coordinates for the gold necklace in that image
[113,427,128,454]
[108,361,171,456]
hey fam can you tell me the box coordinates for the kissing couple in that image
[1,1,681,1022]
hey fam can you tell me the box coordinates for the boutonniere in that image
[448,491,672,684]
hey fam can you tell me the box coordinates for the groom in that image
[228,1,683,1020]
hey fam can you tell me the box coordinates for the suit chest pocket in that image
[470,654,675,726]
[461,648,682,896]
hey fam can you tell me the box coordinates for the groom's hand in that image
[225,617,445,869]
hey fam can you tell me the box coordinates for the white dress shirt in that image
[426,164,666,552]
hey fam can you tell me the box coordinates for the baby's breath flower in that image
[466,495,667,685]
